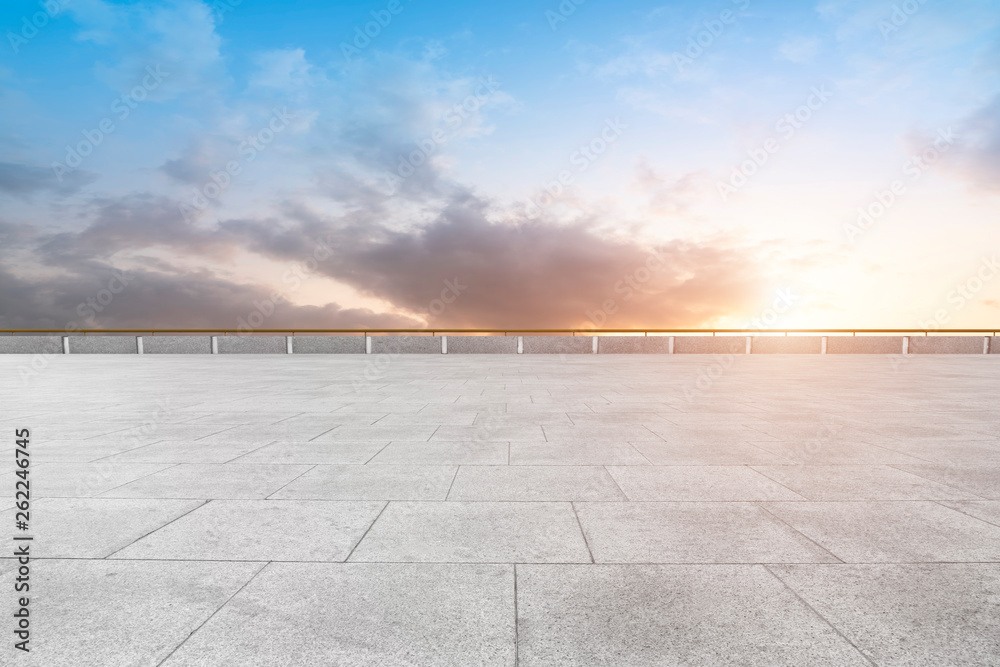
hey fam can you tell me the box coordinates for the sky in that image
[0,0,998,331]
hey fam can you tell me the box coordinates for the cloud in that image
[0,162,97,198]
[948,94,1000,191]
[777,36,821,63]
[67,0,226,102]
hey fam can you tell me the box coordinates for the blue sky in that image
[1,0,998,330]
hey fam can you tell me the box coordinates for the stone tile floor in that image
[1,354,999,666]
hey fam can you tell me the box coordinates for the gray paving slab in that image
[3,354,1000,664]
[101,463,312,499]
[271,464,457,500]
[509,441,650,465]
[0,497,203,557]
[607,465,805,501]
[114,500,384,561]
[448,465,626,501]
[630,440,791,465]
[769,564,1000,666]
[936,500,1000,527]
[369,441,508,465]
[348,501,592,563]
[0,559,263,667]
[27,462,174,497]
[159,563,515,667]
[891,464,1000,499]
[751,464,980,500]
[101,439,272,463]
[233,440,391,464]
[516,564,870,666]
[762,500,1000,562]
[574,501,839,563]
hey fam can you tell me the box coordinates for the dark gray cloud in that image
[0,162,97,198]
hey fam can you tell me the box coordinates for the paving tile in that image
[630,441,790,465]
[26,439,162,463]
[271,465,456,500]
[891,465,1000,499]
[937,500,1000,527]
[114,500,384,561]
[160,563,515,667]
[541,425,665,442]
[748,440,930,464]
[8,462,171,498]
[448,466,625,501]
[100,440,272,464]
[310,425,440,442]
[874,440,1000,465]
[510,442,649,466]
[516,564,870,666]
[232,440,391,464]
[0,559,263,667]
[770,564,1000,666]
[430,425,546,441]
[751,465,979,500]
[101,463,312,499]
[0,497,203,557]
[762,501,1000,562]
[348,501,591,563]
[607,466,804,501]
[574,502,838,563]
[369,441,508,465]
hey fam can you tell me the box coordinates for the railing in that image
[1,329,997,336]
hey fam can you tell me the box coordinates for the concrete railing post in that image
[62,336,69,354]
[668,336,675,354]
[821,336,827,354]
[517,336,523,354]
[442,336,448,354]
[902,336,909,355]
[286,336,293,354]
[137,337,144,354]
[745,336,752,354]
[365,336,372,354]
[211,336,219,354]
[592,336,598,354]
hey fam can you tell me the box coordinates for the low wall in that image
[292,336,365,354]
[446,336,518,354]
[371,336,441,354]
[68,336,137,354]
[0,336,63,354]
[216,336,287,354]
[826,336,904,354]
[522,336,593,354]
[752,336,822,354]
[907,336,987,354]
[598,336,672,354]
[142,336,212,354]
[992,337,999,354]
[673,336,745,354]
